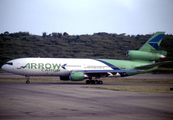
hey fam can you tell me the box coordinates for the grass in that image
[152,68,173,74]
[0,77,173,84]
[89,86,173,93]
[0,77,60,83]
[0,77,173,93]
[101,77,173,84]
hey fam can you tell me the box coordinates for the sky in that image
[0,0,173,35]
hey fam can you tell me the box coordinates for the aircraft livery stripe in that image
[149,34,164,42]
[148,43,159,50]
[94,59,120,70]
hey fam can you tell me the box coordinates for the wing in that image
[73,70,137,73]
[72,70,138,78]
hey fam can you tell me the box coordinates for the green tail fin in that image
[139,32,165,52]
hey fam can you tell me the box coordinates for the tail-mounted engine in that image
[126,50,167,61]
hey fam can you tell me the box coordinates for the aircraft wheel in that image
[25,76,30,84]
[26,80,30,84]
[86,80,91,84]
[98,80,103,84]
[91,80,96,84]
[86,80,103,84]
[95,80,98,84]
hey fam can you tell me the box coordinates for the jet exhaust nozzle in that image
[160,54,166,58]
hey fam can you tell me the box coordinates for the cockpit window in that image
[6,62,13,65]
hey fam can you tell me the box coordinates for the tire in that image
[91,80,95,84]
[26,80,30,84]
[86,80,91,84]
[98,80,103,84]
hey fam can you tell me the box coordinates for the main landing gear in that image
[86,80,103,84]
[25,76,30,84]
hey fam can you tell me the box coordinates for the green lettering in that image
[45,63,51,69]
[31,63,37,69]
[52,63,61,70]
[58,64,61,70]
[38,63,44,69]
[25,63,30,69]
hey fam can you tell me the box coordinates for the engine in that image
[59,72,85,81]
[70,72,85,81]
[126,50,167,61]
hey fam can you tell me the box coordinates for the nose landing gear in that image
[25,76,30,84]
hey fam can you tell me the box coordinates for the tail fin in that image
[139,32,165,52]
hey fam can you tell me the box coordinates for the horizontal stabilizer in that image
[135,61,172,69]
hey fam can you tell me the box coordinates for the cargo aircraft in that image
[1,32,171,84]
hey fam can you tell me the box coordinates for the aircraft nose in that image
[1,64,8,72]
[1,64,5,70]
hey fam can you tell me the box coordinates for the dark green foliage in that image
[0,32,173,68]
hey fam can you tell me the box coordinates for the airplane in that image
[1,32,172,84]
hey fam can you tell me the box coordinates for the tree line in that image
[0,31,173,68]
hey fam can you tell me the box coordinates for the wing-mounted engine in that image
[70,72,85,81]
[126,50,167,61]
[60,72,87,81]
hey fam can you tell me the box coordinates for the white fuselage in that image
[2,58,114,76]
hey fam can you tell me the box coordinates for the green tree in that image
[63,32,68,36]
[42,32,47,37]
[4,31,9,35]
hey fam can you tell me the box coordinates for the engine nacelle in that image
[126,50,165,61]
[59,72,86,81]
[154,50,167,56]
[70,72,84,81]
